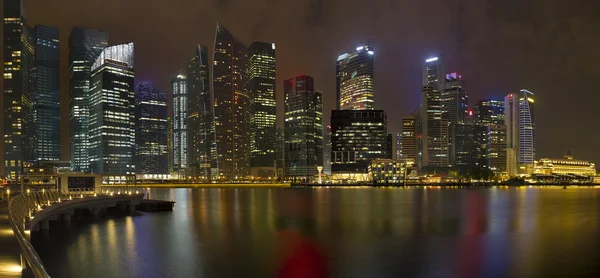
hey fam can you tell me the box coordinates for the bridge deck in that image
[0,199,23,277]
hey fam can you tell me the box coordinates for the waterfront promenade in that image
[0,200,21,277]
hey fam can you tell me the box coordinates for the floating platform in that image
[136,199,175,212]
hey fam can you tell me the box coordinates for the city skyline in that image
[1,0,598,170]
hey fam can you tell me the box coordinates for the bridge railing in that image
[8,189,129,278]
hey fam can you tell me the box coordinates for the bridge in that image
[0,188,145,278]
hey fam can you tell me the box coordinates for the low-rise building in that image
[534,155,596,177]
[368,159,409,184]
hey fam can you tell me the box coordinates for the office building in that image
[167,115,174,173]
[68,27,108,172]
[330,110,388,180]
[505,90,535,176]
[33,25,60,163]
[171,74,188,174]
[275,127,285,178]
[369,159,407,184]
[474,99,504,125]
[3,0,34,180]
[473,99,506,175]
[323,126,332,175]
[336,40,375,110]
[419,85,449,171]
[248,41,276,178]
[212,24,249,179]
[187,45,212,180]
[88,43,135,175]
[400,114,417,161]
[423,56,444,90]
[284,75,323,179]
[442,72,468,125]
[135,82,168,175]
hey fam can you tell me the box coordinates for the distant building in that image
[400,115,417,161]
[386,134,393,159]
[330,110,388,179]
[323,126,332,175]
[212,23,249,179]
[275,127,285,178]
[171,74,188,175]
[32,25,61,163]
[69,27,108,173]
[368,159,408,184]
[248,41,276,178]
[474,99,506,176]
[451,123,479,171]
[534,154,596,177]
[505,90,535,176]
[336,40,375,110]
[474,99,505,125]
[167,116,174,173]
[88,43,135,175]
[442,73,468,126]
[187,45,212,180]
[135,83,168,175]
[423,56,444,90]
[284,75,323,180]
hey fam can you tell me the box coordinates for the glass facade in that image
[505,90,535,176]
[284,75,323,179]
[400,115,416,161]
[68,27,108,173]
[474,99,506,175]
[248,41,276,178]
[330,110,388,175]
[33,25,60,163]
[135,82,168,174]
[187,45,212,180]
[88,43,135,175]
[212,24,249,180]
[171,74,187,173]
[336,40,374,110]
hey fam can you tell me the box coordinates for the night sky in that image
[2,0,600,164]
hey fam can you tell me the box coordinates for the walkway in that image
[0,199,22,277]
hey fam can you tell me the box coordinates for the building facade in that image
[336,40,374,110]
[534,155,596,177]
[212,24,249,180]
[135,83,168,174]
[419,85,449,171]
[248,41,276,178]
[400,114,417,161]
[187,45,212,180]
[369,159,407,184]
[171,74,188,174]
[330,110,388,177]
[68,27,108,172]
[88,43,135,175]
[505,90,535,176]
[284,75,323,179]
[275,127,285,178]
[33,25,61,163]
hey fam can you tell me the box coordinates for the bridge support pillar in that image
[40,219,50,230]
[128,204,136,214]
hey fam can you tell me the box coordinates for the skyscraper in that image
[423,56,444,90]
[88,43,135,175]
[419,85,449,171]
[212,24,249,180]
[187,45,212,180]
[474,99,506,175]
[135,82,168,175]
[284,75,323,179]
[275,127,285,178]
[442,72,468,125]
[167,115,174,173]
[505,90,535,176]
[171,74,188,175]
[336,40,374,110]
[400,114,417,162]
[68,27,108,172]
[33,25,60,163]
[248,41,276,178]
[3,0,33,180]
[330,110,388,179]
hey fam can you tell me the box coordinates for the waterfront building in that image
[336,40,375,110]
[276,127,285,178]
[534,154,596,177]
[187,45,212,180]
[88,43,135,175]
[330,110,388,181]
[135,82,168,175]
[284,75,323,180]
[400,115,416,161]
[473,99,507,176]
[33,25,61,163]
[248,41,276,178]
[505,90,535,176]
[171,74,188,175]
[3,0,34,180]
[69,27,108,173]
[212,23,249,179]
[368,159,408,184]
[450,123,480,171]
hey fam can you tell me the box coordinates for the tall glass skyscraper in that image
[171,74,187,174]
[135,82,168,175]
[3,0,34,180]
[474,99,506,175]
[284,75,323,179]
[248,41,276,178]
[212,24,249,180]
[187,45,212,180]
[33,25,60,163]
[505,90,535,176]
[69,27,108,172]
[336,40,374,110]
[88,43,135,175]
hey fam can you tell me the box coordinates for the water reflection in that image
[31,187,600,277]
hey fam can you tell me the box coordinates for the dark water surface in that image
[32,187,600,277]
